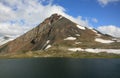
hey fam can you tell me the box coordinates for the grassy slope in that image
[0,48,120,59]
[0,41,120,59]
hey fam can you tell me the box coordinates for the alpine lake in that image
[0,58,120,78]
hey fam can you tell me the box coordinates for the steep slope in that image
[0,14,119,54]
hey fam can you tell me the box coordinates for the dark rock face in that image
[0,14,115,53]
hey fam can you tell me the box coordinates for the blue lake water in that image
[0,58,120,78]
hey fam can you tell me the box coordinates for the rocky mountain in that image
[0,14,120,55]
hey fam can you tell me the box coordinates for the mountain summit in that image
[0,14,120,54]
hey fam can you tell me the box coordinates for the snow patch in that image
[48,22,51,25]
[75,42,81,44]
[64,37,76,40]
[75,34,80,36]
[76,25,85,30]
[68,48,120,54]
[46,40,50,44]
[68,48,84,51]
[92,29,97,33]
[96,34,101,37]
[95,38,114,43]
[117,40,120,42]
[42,40,51,49]
[84,49,120,54]
[45,45,51,49]
[112,38,120,42]
[91,29,101,36]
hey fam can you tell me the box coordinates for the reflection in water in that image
[0,58,120,78]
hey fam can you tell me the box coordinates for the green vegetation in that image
[0,40,120,59]
[0,48,120,59]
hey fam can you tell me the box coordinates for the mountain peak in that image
[42,13,63,25]
[50,13,62,18]
[0,14,119,54]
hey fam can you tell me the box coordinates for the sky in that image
[0,0,120,38]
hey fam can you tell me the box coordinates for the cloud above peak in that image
[0,0,120,38]
[0,0,89,37]
[98,0,120,6]
[97,25,120,37]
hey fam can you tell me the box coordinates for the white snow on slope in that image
[91,29,101,37]
[112,38,120,42]
[48,22,51,25]
[75,42,81,44]
[95,38,114,43]
[117,40,120,42]
[76,25,85,30]
[92,29,97,33]
[68,48,120,54]
[45,45,51,49]
[64,37,76,40]
[68,48,84,51]
[75,34,80,36]
[46,40,50,44]
[43,40,51,50]
[85,49,120,54]
[43,40,50,47]
[96,34,101,37]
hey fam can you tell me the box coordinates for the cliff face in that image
[0,14,117,53]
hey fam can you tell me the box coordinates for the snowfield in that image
[45,45,51,49]
[75,42,81,44]
[92,29,97,33]
[117,40,120,42]
[68,48,120,54]
[91,29,101,36]
[94,32,101,37]
[112,38,120,42]
[68,48,84,51]
[46,40,50,44]
[75,34,80,36]
[84,48,120,54]
[43,40,51,49]
[76,25,85,30]
[64,37,76,40]
[95,38,114,43]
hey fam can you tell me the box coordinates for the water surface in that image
[0,58,120,78]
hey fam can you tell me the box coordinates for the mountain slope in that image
[0,14,120,54]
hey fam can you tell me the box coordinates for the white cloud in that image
[92,18,98,23]
[0,0,89,37]
[97,25,120,37]
[1,0,119,39]
[98,0,120,6]
[0,23,31,37]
